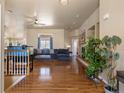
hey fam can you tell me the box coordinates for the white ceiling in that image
[5,0,99,30]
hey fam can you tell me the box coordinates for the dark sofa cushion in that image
[57,49,69,54]
[34,49,42,55]
[54,49,58,54]
[42,49,50,55]
[55,49,70,60]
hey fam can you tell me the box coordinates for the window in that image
[40,38,50,49]
[38,35,53,49]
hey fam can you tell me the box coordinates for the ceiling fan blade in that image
[34,21,46,25]
[24,14,46,26]
[24,15,36,19]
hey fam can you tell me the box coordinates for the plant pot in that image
[105,88,114,93]
[104,86,118,93]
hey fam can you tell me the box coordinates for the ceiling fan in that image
[7,9,46,26]
[24,15,46,26]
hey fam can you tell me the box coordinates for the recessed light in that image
[59,0,69,6]
[76,14,80,18]
[103,13,109,21]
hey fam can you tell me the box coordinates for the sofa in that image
[33,49,70,60]
[33,48,51,59]
[53,49,70,60]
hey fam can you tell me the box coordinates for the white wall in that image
[71,29,80,37]
[67,8,99,43]
[68,29,80,42]
[100,0,124,92]
[64,30,70,48]
[27,29,65,49]
[72,8,99,55]
[100,0,124,74]
[5,12,24,38]
[4,6,26,92]
[80,8,99,36]
[66,29,80,52]
[4,11,26,46]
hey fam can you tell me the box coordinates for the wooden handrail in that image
[76,57,89,68]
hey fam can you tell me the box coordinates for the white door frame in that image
[0,0,4,93]
[71,37,79,56]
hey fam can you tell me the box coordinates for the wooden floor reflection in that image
[6,59,104,93]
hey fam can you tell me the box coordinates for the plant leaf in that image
[111,35,122,46]
[114,52,120,61]
[102,36,112,48]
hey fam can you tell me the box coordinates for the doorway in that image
[72,38,78,56]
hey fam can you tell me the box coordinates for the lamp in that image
[66,45,71,50]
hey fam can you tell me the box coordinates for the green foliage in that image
[111,36,122,46]
[83,35,122,89]
[102,35,121,62]
[84,38,102,63]
[101,48,111,60]
[102,35,122,48]
[86,63,96,77]
[102,35,122,89]
[114,52,120,61]
[84,38,107,77]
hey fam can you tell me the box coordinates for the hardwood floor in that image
[6,59,104,93]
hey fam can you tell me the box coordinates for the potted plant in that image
[84,38,107,79]
[102,35,122,93]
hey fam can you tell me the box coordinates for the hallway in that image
[6,60,104,93]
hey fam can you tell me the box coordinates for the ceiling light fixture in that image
[59,0,69,6]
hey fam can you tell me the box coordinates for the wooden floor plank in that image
[6,59,104,93]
